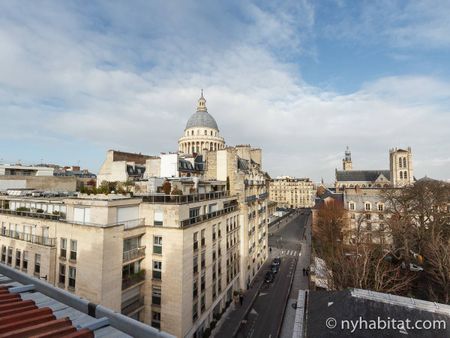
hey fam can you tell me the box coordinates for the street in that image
[235,210,310,338]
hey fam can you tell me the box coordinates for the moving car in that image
[272,257,281,267]
[271,264,279,274]
[264,271,275,283]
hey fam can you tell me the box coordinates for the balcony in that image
[142,191,230,204]
[123,246,146,263]
[0,208,61,221]
[122,270,146,290]
[180,205,238,228]
[122,295,145,316]
[0,229,56,247]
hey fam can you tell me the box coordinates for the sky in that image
[1,0,450,182]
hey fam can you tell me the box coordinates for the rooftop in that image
[0,264,174,338]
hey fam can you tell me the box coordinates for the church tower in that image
[390,147,413,187]
[343,146,352,171]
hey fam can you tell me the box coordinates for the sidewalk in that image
[213,260,272,338]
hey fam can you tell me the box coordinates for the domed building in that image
[178,91,225,155]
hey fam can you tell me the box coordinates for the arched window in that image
[211,131,213,136]
[403,157,407,167]
[404,171,407,179]
[400,171,403,179]
[204,130,207,135]
[399,157,402,168]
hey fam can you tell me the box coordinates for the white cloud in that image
[0,1,449,182]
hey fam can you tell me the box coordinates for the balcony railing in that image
[0,208,61,221]
[180,205,238,228]
[121,295,145,316]
[0,229,56,247]
[122,270,146,290]
[123,246,146,263]
[141,191,230,204]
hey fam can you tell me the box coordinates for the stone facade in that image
[0,184,241,338]
[204,145,269,290]
[269,176,315,209]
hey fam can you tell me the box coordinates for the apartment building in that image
[269,176,315,209]
[0,178,241,338]
[204,145,269,290]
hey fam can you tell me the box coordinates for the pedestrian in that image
[269,247,272,253]
[239,294,244,306]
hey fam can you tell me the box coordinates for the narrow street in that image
[235,210,310,338]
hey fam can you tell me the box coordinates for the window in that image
[152,311,161,329]
[200,294,205,312]
[70,240,77,261]
[60,238,67,258]
[1,246,5,263]
[193,232,199,251]
[22,251,28,271]
[201,272,205,291]
[189,207,200,219]
[201,229,206,247]
[153,236,162,254]
[152,285,161,305]
[404,171,407,179]
[59,263,66,284]
[193,302,198,321]
[379,214,384,220]
[154,210,163,226]
[212,224,216,241]
[378,204,384,211]
[349,202,355,210]
[365,213,371,220]
[399,157,403,168]
[153,261,162,280]
[68,267,76,288]
[201,251,205,269]
[7,247,12,265]
[193,279,198,299]
[15,250,21,268]
[364,203,371,211]
[350,213,356,220]
[403,157,407,167]
[193,255,198,274]
[34,254,41,274]
[400,171,403,179]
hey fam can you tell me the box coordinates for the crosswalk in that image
[280,249,301,257]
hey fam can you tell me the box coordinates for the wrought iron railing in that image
[0,229,56,247]
[123,246,146,262]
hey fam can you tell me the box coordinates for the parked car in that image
[401,262,424,272]
[264,271,275,283]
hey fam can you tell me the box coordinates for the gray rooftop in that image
[336,170,391,182]
[306,289,450,337]
[185,110,219,130]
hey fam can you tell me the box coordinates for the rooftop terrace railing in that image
[0,229,56,247]
[180,205,238,228]
[0,208,61,221]
[141,191,230,204]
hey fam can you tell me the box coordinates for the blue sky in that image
[1,0,449,182]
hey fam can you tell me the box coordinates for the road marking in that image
[250,308,258,315]
[259,292,268,296]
